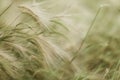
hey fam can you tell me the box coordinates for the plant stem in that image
[0,0,14,17]
[69,6,103,64]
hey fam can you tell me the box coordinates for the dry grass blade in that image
[28,36,72,68]
[0,50,23,80]
[0,0,14,17]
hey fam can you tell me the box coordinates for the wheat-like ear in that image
[28,35,79,71]
[0,50,23,79]
[17,3,79,70]
[18,3,50,30]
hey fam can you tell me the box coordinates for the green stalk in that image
[69,6,103,64]
[0,0,14,17]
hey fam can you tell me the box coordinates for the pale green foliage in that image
[0,0,79,80]
[0,0,120,80]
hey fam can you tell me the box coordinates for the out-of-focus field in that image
[0,0,120,80]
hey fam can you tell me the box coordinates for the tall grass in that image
[0,0,120,80]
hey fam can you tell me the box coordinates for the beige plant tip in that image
[18,3,50,30]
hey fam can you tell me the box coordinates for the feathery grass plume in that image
[0,50,24,80]
[18,0,79,71]
[1,0,80,80]
[28,35,79,70]
[1,0,120,80]
[18,3,50,31]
